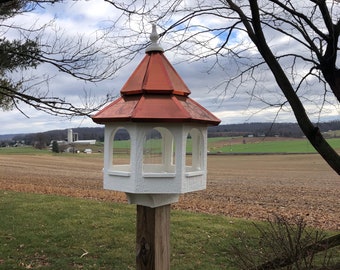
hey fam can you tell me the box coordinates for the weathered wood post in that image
[92,24,220,269]
[136,205,170,270]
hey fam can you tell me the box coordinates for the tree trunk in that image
[248,0,340,174]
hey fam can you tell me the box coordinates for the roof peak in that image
[145,24,164,53]
[120,52,191,96]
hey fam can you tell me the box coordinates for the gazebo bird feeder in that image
[92,25,220,269]
[92,25,220,207]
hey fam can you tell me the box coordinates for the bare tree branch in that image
[103,0,340,174]
[0,0,123,119]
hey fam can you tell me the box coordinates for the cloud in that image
[0,1,339,135]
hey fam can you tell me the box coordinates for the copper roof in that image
[92,28,220,126]
[120,52,191,96]
[92,94,220,124]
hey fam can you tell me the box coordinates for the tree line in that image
[208,121,340,138]
[1,120,340,148]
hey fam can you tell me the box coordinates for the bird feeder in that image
[92,25,220,208]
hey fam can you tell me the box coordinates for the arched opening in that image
[111,127,131,172]
[143,127,175,175]
[186,128,203,173]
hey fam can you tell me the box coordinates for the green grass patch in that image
[0,191,136,269]
[100,137,340,154]
[210,138,340,153]
[0,192,260,269]
[0,146,51,155]
[0,191,338,269]
[0,191,249,269]
[0,145,104,158]
[217,139,315,153]
[3,137,340,155]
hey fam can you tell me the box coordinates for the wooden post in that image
[136,204,170,270]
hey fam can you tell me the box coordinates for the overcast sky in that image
[0,1,339,135]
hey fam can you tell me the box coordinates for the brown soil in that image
[0,154,339,230]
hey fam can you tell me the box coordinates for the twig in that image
[80,248,89,258]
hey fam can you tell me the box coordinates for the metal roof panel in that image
[120,55,150,95]
[131,95,190,120]
[92,94,220,125]
[120,52,191,96]
[92,96,139,123]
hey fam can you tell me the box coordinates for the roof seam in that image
[172,95,191,119]
[141,54,151,92]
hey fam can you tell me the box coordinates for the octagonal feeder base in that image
[126,193,180,208]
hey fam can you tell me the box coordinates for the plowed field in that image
[0,154,339,230]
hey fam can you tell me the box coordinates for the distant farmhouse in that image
[67,129,96,145]
[51,129,96,153]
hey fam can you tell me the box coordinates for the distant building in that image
[67,129,96,145]
[83,149,92,154]
[49,129,96,152]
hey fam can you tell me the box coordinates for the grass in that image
[0,145,103,158]
[214,139,316,153]
[209,137,340,153]
[0,191,339,269]
[0,191,257,270]
[2,137,340,155]
[108,136,340,154]
[0,146,51,155]
[0,191,136,269]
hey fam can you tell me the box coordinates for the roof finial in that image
[145,24,164,53]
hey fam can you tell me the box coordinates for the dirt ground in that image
[0,154,339,230]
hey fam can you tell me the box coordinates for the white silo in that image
[67,129,73,143]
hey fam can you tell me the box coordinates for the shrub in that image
[51,140,59,153]
[228,215,340,270]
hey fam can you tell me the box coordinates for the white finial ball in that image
[145,24,164,53]
[150,24,159,43]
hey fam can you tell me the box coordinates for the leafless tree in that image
[104,0,340,174]
[0,0,123,117]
